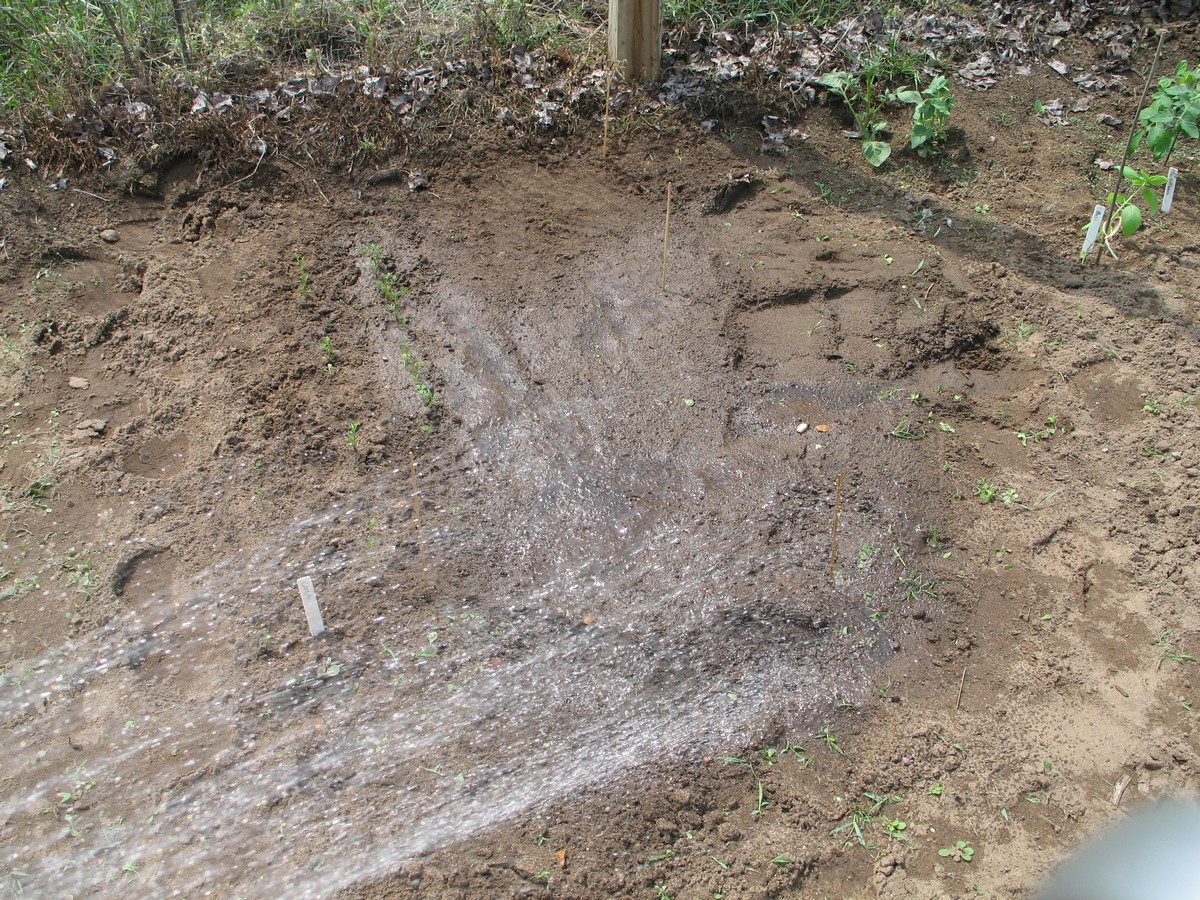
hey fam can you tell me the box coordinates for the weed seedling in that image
[1152,629,1196,671]
[347,421,362,450]
[890,417,926,441]
[817,725,845,756]
[975,479,997,504]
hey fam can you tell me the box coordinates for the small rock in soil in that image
[99,228,120,243]
[68,376,90,389]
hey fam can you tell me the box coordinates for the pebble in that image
[99,228,119,243]
[68,376,90,389]
[796,422,809,434]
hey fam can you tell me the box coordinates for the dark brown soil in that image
[1,32,1199,900]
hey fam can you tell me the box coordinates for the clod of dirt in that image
[705,174,758,214]
[73,417,107,438]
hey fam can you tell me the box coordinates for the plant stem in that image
[1094,28,1165,267]
[171,0,192,68]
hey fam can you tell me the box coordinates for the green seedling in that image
[1152,628,1196,671]
[413,631,439,660]
[818,69,891,166]
[1015,416,1058,446]
[882,818,908,840]
[1083,167,1169,260]
[347,421,362,450]
[817,725,845,756]
[939,840,975,862]
[975,479,997,504]
[898,569,937,602]
[890,417,925,440]
[893,74,955,156]
[1000,488,1019,506]
[1131,60,1200,160]
[928,782,943,796]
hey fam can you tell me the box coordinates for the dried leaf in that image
[555,848,567,868]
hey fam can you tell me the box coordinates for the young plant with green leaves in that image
[818,69,892,166]
[893,75,955,156]
[1083,167,1169,260]
[1132,60,1200,161]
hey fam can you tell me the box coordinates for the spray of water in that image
[0,239,932,897]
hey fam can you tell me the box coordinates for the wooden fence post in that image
[608,0,661,80]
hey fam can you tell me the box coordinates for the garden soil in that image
[2,32,1200,900]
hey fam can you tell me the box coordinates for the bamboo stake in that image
[1094,29,1165,266]
[602,70,613,160]
[661,181,672,293]
[828,474,843,578]
[956,666,967,709]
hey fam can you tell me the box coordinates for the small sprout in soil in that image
[890,417,925,441]
[818,725,845,756]
[1000,488,1019,506]
[772,854,794,865]
[928,782,943,796]
[883,818,908,840]
[1152,628,1196,671]
[346,420,362,450]
[413,631,439,660]
[1003,322,1035,352]
[975,479,998,504]
[681,398,695,407]
[1143,396,1160,413]
[939,840,975,862]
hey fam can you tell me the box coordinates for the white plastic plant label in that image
[1162,167,1179,214]
[1081,204,1106,255]
[297,575,325,637]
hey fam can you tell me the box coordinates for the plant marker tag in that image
[1081,204,1106,255]
[297,576,325,637]
[1161,167,1179,214]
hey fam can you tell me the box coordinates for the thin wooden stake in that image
[602,70,613,160]
[828,473,843,578]
[409,451,427,578]
[955,666,967,709]
[661,181,672,293]
[1095,29,1165,266]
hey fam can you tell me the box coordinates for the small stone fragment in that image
[796,422,809,434]
[99,228,120,243]
[68,376,90,389]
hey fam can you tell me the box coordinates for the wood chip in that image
[1111,773,1131,807]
